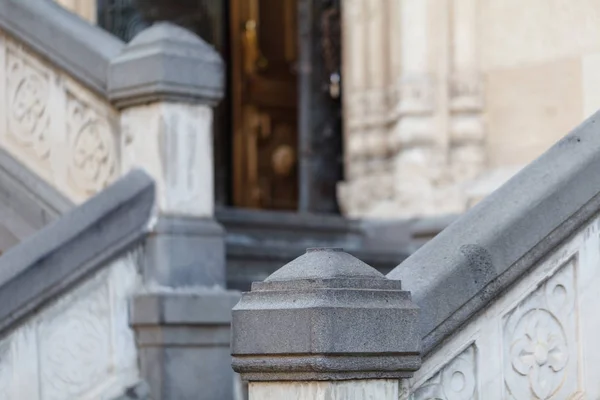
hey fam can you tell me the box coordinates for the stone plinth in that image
[231,247,421,399]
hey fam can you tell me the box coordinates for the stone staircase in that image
[0,2,425,398]
[7,0,597,399]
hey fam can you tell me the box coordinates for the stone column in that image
[338,0,365,215]
[108,22,225,288]
[108,23,240,400]
[391,0,439,218]
[231,248,421,399]
[448,0,486,208]
[339,0,396,218]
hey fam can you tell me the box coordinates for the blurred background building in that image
[56,0,600,220]
[339,0,600,219]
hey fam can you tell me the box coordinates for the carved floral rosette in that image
[66,93,118,196]
[6,44,52,159]
[503,259,579,399]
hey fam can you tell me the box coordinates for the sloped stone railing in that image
[0,170,154,398]
[388,111,600,399]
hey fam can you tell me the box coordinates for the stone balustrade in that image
[235,110,600,399]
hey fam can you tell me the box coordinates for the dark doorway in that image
[97,0,343,214]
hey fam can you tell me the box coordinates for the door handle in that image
[243,106,272,206]
[242,19,268,74]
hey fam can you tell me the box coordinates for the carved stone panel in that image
[0,254,140,400]
[38,281,112,400]
[408,345,478,400]
[405,213,600,399]
[3,40,54,174]
[66,90,118,197]
[6,47,52,160]
[503,259,581,399]
[0,32,120,203]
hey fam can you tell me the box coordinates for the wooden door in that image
[230,0,299,210]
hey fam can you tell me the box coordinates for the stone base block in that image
[144,216,226,288]
[131,290,241,400]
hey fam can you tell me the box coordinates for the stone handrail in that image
[0,169,153,334]
[388,109,600,355]
[0,169,154,398]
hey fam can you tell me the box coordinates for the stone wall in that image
[339,0,600,219]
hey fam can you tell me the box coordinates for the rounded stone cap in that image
[231,248,421,382]
[108,22,224,108]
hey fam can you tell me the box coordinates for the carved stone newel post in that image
[231,248,421,399]
[108,22,226,287]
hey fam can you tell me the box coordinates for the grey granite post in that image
[231,248,421,399]
[107,23,240,400]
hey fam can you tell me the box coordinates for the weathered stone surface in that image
[0,169,154,335]
[231,248,420,381]
[120,102,216,216]
[144,216,226,288]
[0,249,143,400]
[108,22,224,108]
[250,380,399,400]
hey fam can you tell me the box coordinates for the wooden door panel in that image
[246,76,297,108]
[231,0,298,210]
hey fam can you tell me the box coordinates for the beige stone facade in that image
[54,0,97,24]
[339,0,600,219]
